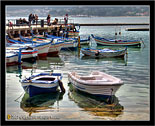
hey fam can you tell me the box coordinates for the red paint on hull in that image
[38,53,48,57]
[22,51,38,55]
[7,62,22,66]
[48,51,59,56]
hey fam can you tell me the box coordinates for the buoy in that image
[78,36,81,48]
[58,79,65,93]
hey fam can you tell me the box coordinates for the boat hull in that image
[68,72,123,96]
[61,41,78,51]
[33,43,51,57]
[6,53,19,66]
[91,34,142,47]
[21,73,63,97]
[95,38,141,47]
[48,42,64,56]
[81,48,127,58]
[22,83,58,97]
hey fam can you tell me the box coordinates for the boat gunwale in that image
[68,72,123,86]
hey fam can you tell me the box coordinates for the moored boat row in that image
[6,27,144,100]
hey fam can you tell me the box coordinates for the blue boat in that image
[21,73,63,97]
[91,34,142,47]
[81,47,127,58]
[45,33,90,45]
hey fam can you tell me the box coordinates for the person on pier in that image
[32,14,35,24]
[28,13,33,26]
[47,14,51,26]
[64,14,68,25]
[35,14,38,25]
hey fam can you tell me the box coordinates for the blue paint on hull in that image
[61,47,77,51]
[23,85,58,97]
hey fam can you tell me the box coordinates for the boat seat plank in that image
[80,76,96,80]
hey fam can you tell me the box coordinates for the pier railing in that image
[6,18,75,27]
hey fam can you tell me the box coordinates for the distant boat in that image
[20,35,64,56]
[50,37,78,51]
[45,33,90,45]
[7,38,51,57]
[48,41,64,56]
[6,46,38,60]
[91,34,142,47]
[21,73,63,97]
[68,71,124,97]
[61,40,78,51]
[81,47,127,58]
[19,35,52,43]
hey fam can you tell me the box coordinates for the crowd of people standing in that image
[15,13,69,27]
[28,13,38,26]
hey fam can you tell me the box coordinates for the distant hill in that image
[6,6,149,17]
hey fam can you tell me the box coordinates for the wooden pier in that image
[6,24,70,37]
[6,21,149,38]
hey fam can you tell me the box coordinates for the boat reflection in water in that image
[35,56,64,70]
[20,91,64,116]
[81,55,128,66]
[68,83,124,117]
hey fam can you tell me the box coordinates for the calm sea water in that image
[6,17,150,121]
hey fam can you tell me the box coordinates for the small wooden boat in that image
[48,40,64,56]
[68,71,123,97]
[51,38,78,51]
[91,34,142,47]
[6,52,19,66]
[45,33,90,45]
[21,73,63,97]
[7,39,51,57]
[81,47,127,58]
[6,47,38,60]
[20,35,64,56]
[19,35,52,43]
[61,40,78,51]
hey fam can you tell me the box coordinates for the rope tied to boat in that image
[58,78,65,93]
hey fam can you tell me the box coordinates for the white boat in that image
[6,52,19,66]
[6,47,38,60]
[60,39,78,51]
[7,39,51,57]
[81,47,127,58]
[68,71,124,97]
[48,39,64,56]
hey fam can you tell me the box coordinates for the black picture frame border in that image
[1,0,154,126]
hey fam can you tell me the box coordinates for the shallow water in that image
[6,17,150,121]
